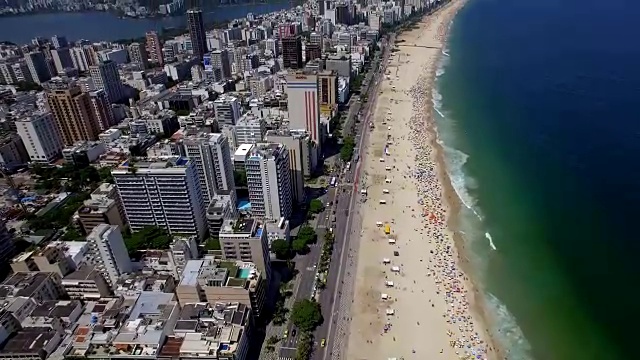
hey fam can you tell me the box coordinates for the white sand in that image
[338,2,497,360]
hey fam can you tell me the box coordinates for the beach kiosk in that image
[384,224,391,234]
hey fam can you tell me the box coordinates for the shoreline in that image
[341,1,504,360]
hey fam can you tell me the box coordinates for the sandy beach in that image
[335,2,498,360]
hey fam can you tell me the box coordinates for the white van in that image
[379,199,387,204]
[383,189,390,194]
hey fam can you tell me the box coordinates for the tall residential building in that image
[265,130,312,204]
[145,31,164,66]
[286,73,321,150]
[174,133,237,208]
[305,43,322,62]
[219,217,271,280]
[318,70,339,108]
[235,113,266,145]
[112,156,208,240]
[245,143,293,221]
[0,219,15,265]
[69,46,90,72]
[89,89,116,131]
[213,95,242,125]
[281,36,303,69]
[90,60,125,103]
[187,9,207,61]
[86,224,132,288]
[46,83,101,146]
[24,51,51,84]
[51,47,74,74]
[10,60,32,83]
[128,42,149,68]
[15,111,64,163]
[210,49,232,80]
[51,35,68,49]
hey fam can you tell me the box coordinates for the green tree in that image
[291,238,308,254]
[290,299,323,332]
[205,237,221,251]
[234,169,247,187]
[297,226,317,245]
[124,226,172,256]
[98,167,114,184]
[340,136,355,162]
[295,332,313,360]
[270,238,290,259]
[308,199,324,214]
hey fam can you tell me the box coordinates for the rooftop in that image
[0,272,57,298]
[0,328,58,355]
[220,217,256,235]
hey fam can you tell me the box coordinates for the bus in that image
[330,177,337,187]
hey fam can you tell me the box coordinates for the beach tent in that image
[386,309,395,315]
[376,221,383,227]
[385,166,392,171]
[385,281,394,287]
[379,199,387,204]
[379,158,385,162]
[388,238,396,244]
[385,178,392,183]
[391,266,400,272]
[381,293,389,300]
[383,189,390,194]
[382,258,391,264]
[361,189,368,195]
[388,126,392,130]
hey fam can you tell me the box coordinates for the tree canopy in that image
[340,136,355,162]
[308,199,324,214]
[290,299,323,332]
[124,226,172,257]
[270,238,290,259]
[297,226,317,244]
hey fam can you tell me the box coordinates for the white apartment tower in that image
[246,143,293,220]
[90,60,125,103]
[112,156,208,240]
[235,114,266,145]
[286,74,321,153]
[213,95,242,125]
[15,111,64,163]
[86,224,132,288]
[175,133,237,209]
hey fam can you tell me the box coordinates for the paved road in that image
[313,35,393,360]
[277,186,339,360]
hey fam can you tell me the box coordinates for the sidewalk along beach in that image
[342,1,500,360]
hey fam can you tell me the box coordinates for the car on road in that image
[283,330,288,338]
[320,338,326,347]
[291,329,297,337]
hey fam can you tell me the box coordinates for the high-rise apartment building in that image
[90,60,125,103]
[318,70,339,108]
[0,219,15,265]
[51,35,68,49]
[210,49,231,80]
[89,89,116,131]
[213,95,242,125]
[265,129,313,204]
[145,31,164,66]
[128,42,149,69]
[187,9,207,61]
[245,143,293,221]
[174,133,237,208]
[15,111,63,164]
[51,47,74,74]
[46,82,101,146]
[219,217,272,281]
[24,51,51,84]
[69,46,90,71]
[112,156,208,240]
[286,73,321,150]
[281,36,303,69]
[235,113,266,145]
[305,43,322,62]
[86,224,132,288]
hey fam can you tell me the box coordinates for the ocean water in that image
[435,0,640,359]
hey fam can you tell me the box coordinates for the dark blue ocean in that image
[436,0,640,359]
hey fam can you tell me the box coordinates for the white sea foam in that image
[485,232,497,250]
[485,292,534,360]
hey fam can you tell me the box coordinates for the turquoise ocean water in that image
[435,0,640,359]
